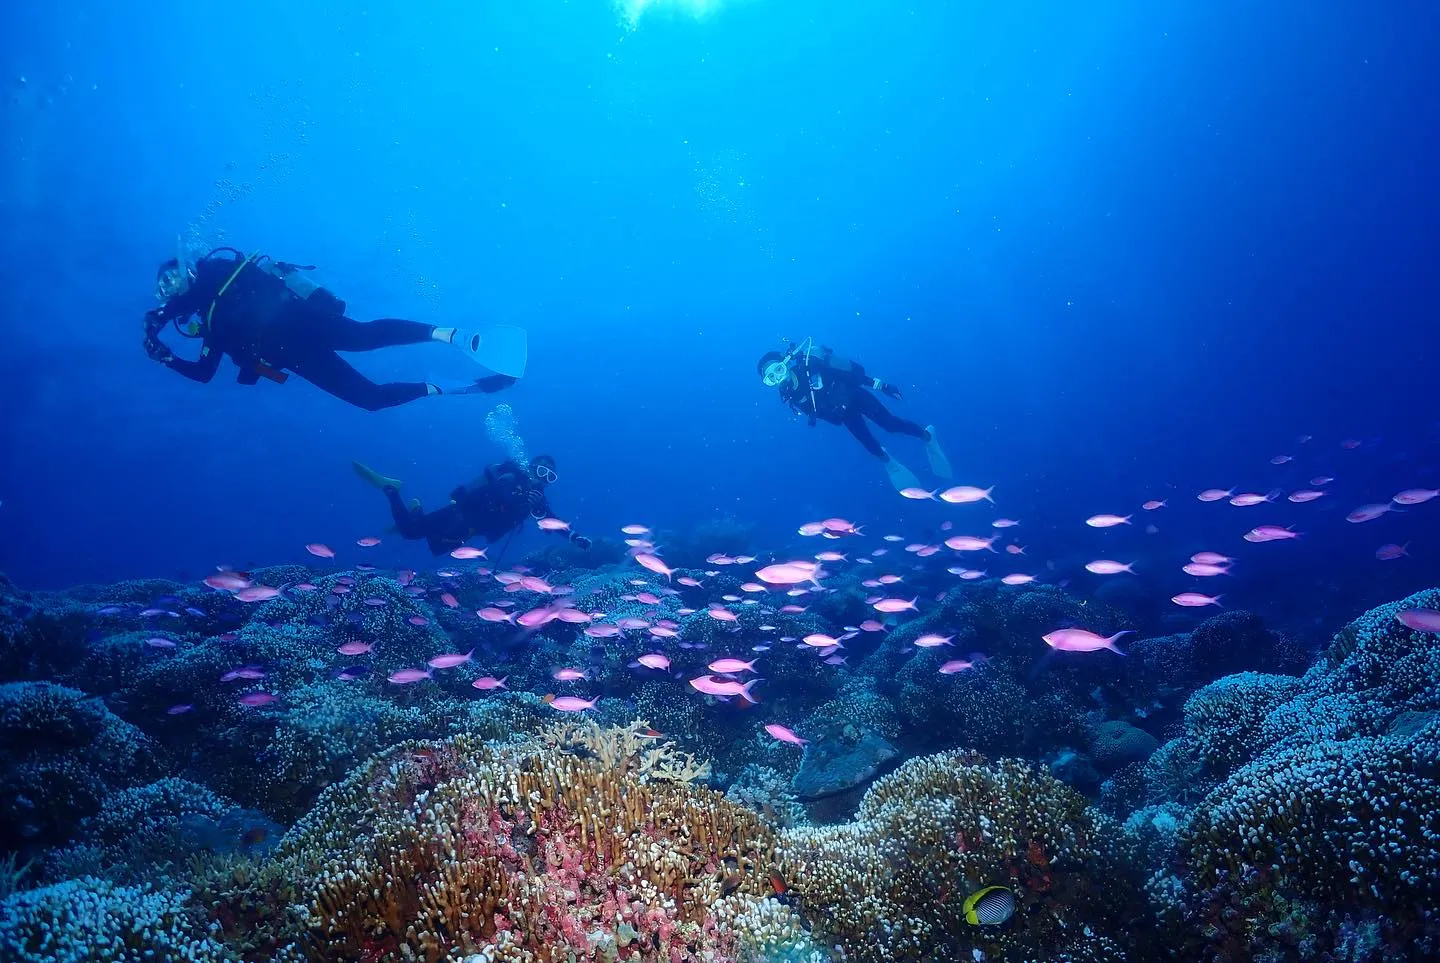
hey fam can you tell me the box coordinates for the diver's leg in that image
[852,390,927,438]
[285,349,430,412]
[385,488,427,539]
[843,414,888,460]
[848,412,922,492]
[318,315,437,352]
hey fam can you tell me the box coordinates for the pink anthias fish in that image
[689,675,761,703]
[356,536,381,547]
[913,634,954,648]
[797,521,826,536]
[1085,560,1134,575]
[552,667,588,682]
[708,607,739,623]
[636,653,671,670]
[451,546,487,559]
[764,723,807,746]
[549,696,599,712]
[146,638,177,649]
[1396,609,1440,632]
[1375,543,1410,561]
[1042,628,1133,654]
[860,619,886,632]
[439,592,460,609]
[708,657,758,674]
[536,517,570,532]
[1270,454,1293,465]
[939,486,994,504]
[621,524,651,535]
[1288,490,1326,503]
[1085,514,1132,528]
[1244,526,1300,543]
[634,553,674,581]
[1001,574,1036,586]
[1191,552,1233,565]
[803,633,841,648]
[235,585,280,603]
[306,543,335,559]
[991,518,1020,528]
[1142,500,1167,510]
[1346,503,1398,523]
[336,641,373,656]
[471,676,508,690]
[945,535,997,552]
[1393,489,1439,506]
[755,561,824,586]
[899,487,937,500]
[878,574,904,585]
[1311,476,1334,486]
[220,667,266,681]
[585,623,622,638]
[872,597,918,613]
[477,607,514,623]
[1197,488,1234,502]
[388,668,432,684]
[166,704,193,715]
[427,650,474,669]
[238,692,278,707]
[204,572,252,592]
[739,582,769,593]
[1006,544,1026,555]
[1172,593,1223,608]
[822,518,860,534]
[938,659,976,674]
[814,551,847,563]
[1228,492,1275,507]
[1183,562,1231,577]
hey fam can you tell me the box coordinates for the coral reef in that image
[782,750,1151,962]
[0,681,160,853]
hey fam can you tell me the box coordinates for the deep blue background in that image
[2,1,1437,640]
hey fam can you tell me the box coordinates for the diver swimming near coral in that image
[353,455,592,556]
[143,245,528,411]
[757,338,952,491]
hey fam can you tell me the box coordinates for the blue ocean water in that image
[3,2,1440,961]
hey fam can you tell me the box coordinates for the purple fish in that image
[166,704,193,715]
[1396,609,1440,633]
[238,692,278,707]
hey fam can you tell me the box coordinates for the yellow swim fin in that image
[353,461,403,491]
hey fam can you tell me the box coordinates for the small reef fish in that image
[356,536,381,547]
[689,675,761,703]
[1172,593,1223,607]
[764,724,807,746]
[305,543,335,559]
[387,668,432,684]
[708,658,758,674]
[427,650,474,669]
[1043,628,1132,654]
[1085,560,1134,575]
[872,598,918,613]
[1084,514,1131,528]
[549,696,598,712]
[471,676,508,690]
[939,486,994,504]
[963,886,1015,926]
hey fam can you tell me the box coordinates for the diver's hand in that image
[144,335,173,364]
[571,534,592,550]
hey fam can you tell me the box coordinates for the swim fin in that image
[451,325,528,379]
[353,461,403,492]
[881,450,921,493]
[924,425,953,478]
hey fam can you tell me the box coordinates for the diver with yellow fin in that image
[143,245,527,411]
[758,337,952,492]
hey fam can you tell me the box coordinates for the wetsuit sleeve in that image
[164,342,223,383]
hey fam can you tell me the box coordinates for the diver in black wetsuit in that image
[758,338,953,492]
[143,247,527,411]
[352,455,592,556]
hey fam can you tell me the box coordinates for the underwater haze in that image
[3,1,1440,961]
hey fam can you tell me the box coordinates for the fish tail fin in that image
[741,678,763,704]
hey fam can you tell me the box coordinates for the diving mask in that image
[535,464,558,485]
[762,359,791,387]
[156,263,191,302]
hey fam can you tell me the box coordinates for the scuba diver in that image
[352,455,592,556]
[758,338,953,492]
[143,245,529,411]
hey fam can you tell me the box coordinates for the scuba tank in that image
[264,259,347,315]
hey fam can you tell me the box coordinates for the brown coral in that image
[275,728,779,962]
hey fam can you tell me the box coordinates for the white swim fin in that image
[452,325,528,379]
